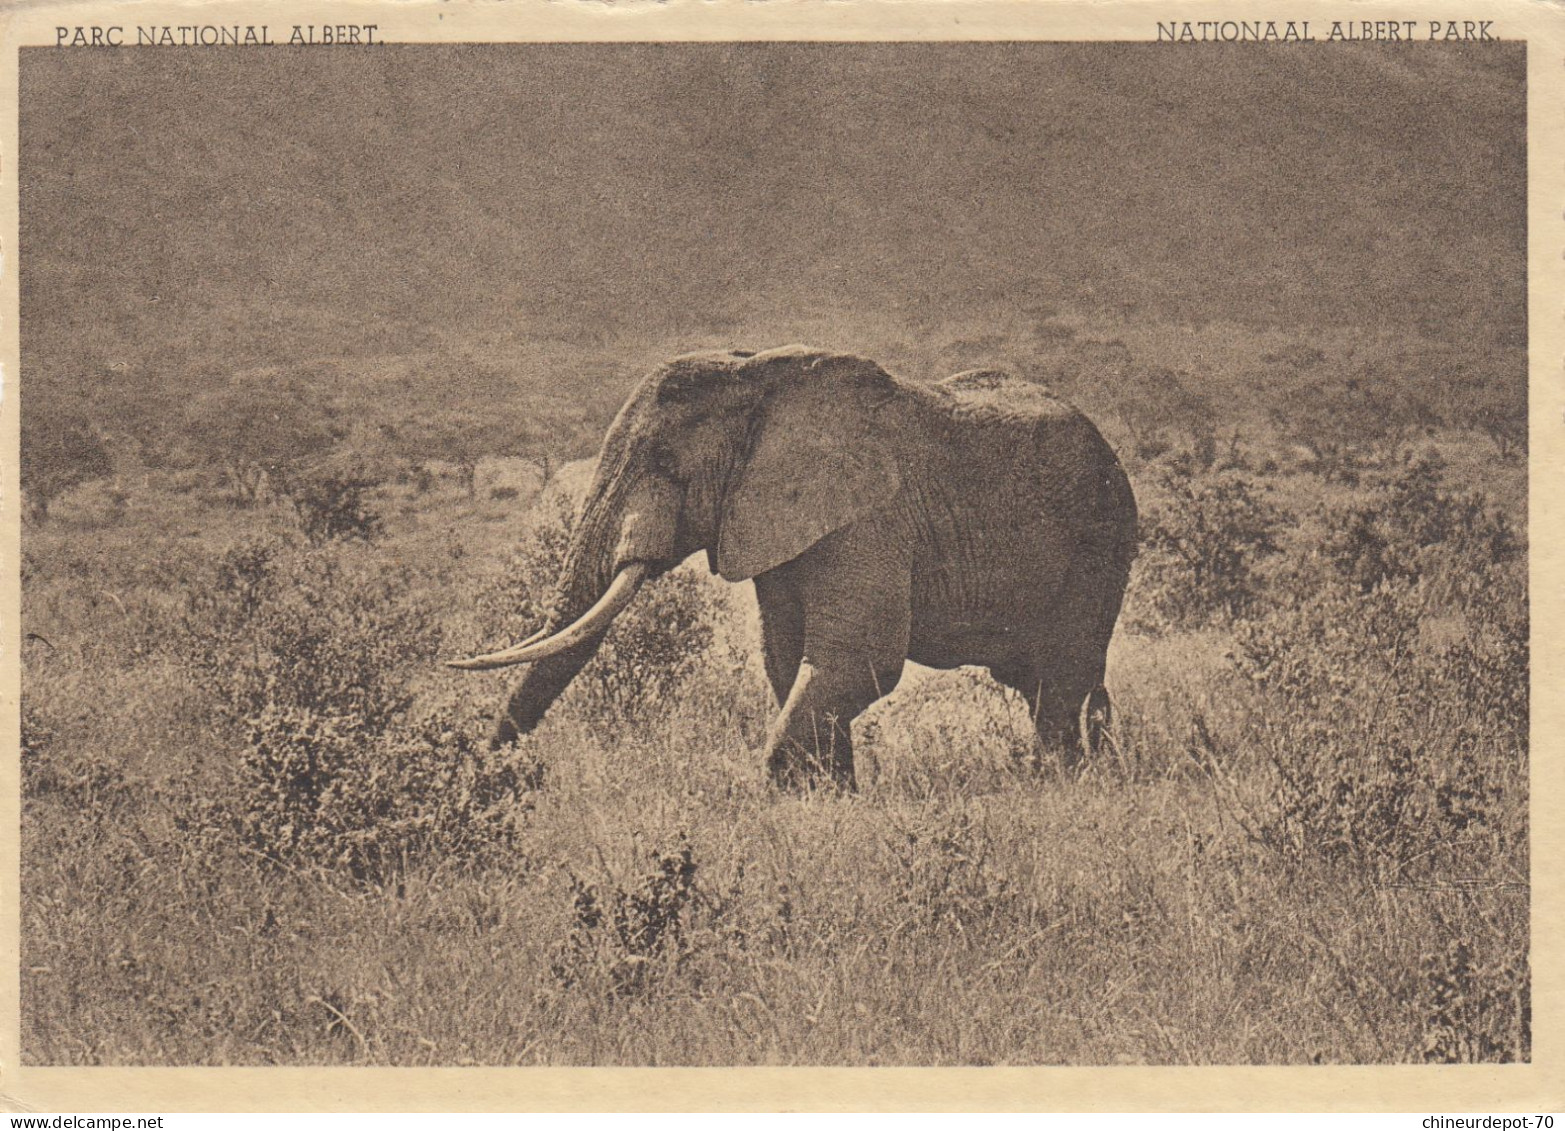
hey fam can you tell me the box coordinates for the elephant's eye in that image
[655,373,705,405]
[645,443,679,475]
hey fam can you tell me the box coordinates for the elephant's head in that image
[450,345,904,746]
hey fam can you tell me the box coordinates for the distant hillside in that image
[21,42,1525,395]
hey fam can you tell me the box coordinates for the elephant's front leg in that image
[754,572,805,707]
[765,657,906,790]
[761,545,910,790]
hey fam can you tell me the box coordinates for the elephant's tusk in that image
[514,626,554,649]
[444,624,552,672]
[445,562,649,671]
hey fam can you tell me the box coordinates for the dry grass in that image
[20,452,1528,1066]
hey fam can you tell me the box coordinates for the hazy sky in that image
[21,43,1526,370]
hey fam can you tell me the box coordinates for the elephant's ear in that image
[715,352,902,582]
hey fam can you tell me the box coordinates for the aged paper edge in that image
[0,0,1560,1112]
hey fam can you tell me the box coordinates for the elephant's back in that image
[936,368,1082,426]
[930,369,1128,502]
[903,370,1136,667]
[917,368,1136,576]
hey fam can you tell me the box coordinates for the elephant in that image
[450,345,1138,790]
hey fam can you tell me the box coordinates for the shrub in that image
[281,470,385,545]
[178,538,538,884]
[183,538,282,648]
[202,704,544,885]
[1220,456,1526,878]
[180,376,341,506]
[1270,457,1528,741]
[1130,467,1288,632]
[1230,573,1522,877]
[1427,568,1528,744]
[582,570,721,728]
[1319,457,1520,596]
[472,493,577,647]
[550,836,743,998]
[1259,346,1429,485]
[185,538,439,734]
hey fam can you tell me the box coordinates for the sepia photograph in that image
[5,6,1550,1103]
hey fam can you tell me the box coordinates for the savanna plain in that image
[18,43,1529,1067]
[21,315,1528,1066]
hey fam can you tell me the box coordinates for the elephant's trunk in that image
[470,473,681,749]
[477,502,620,747]
[487,636,600,748]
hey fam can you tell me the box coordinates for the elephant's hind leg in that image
[994,665,1107,774]
[1080,683,1113,760]
[998,551,1123,773]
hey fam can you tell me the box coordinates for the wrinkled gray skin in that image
[475,345,1137,790]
